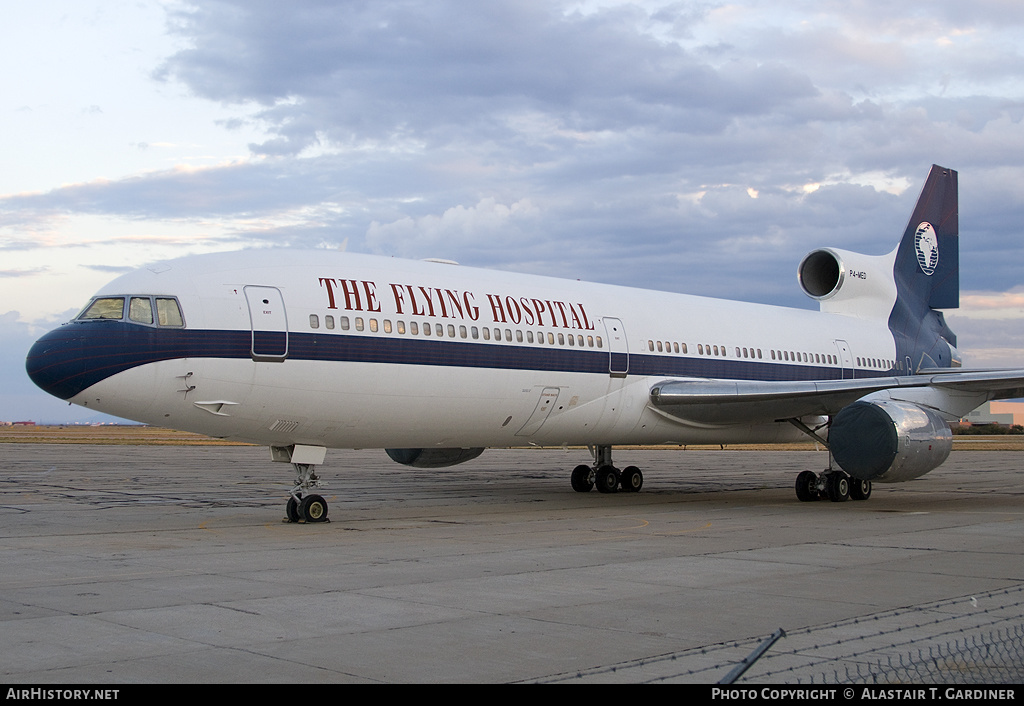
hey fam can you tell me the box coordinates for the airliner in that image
[26,165,1024,522]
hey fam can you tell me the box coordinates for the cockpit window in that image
[80,297,126,320]
[129,297,153,324]
[156,298,184,327]
[78,295,185,327]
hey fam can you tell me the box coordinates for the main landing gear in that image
[795,469,871,503]
[570,445,644,494]
[787,416,872,504]
[285,462,330,523]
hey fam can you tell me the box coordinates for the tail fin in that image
[889,165,960,372]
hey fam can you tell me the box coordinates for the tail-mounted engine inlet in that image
[797,247,897,318]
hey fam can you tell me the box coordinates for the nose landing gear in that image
[286,462,330,523]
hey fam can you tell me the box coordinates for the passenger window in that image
[341,316,350,330]
[326,315,335,330]
[129,297,154,325]
[80,297,126,320]
[309,314,320,329]
[383,320,392,334]
[155,298,184,327]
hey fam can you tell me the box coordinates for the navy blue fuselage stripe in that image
[28,321,885,400]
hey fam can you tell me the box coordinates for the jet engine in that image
[385,447,485,468]
[798,248,897,318]
[828,400,952,483]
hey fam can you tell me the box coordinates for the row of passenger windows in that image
[310,313,893,367]
[858,357,894,370]
[646,338,893,369]
[309,314,605,348]
[647,339,837,365]
[78,296,185,327]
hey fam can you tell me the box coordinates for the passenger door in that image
[244,286,289,361]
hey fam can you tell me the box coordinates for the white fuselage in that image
[66,249,900,449]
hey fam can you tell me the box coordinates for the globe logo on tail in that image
[914,222,938,276]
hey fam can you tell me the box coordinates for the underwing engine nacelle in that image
[829,400,953,482]
[385,448,486,468]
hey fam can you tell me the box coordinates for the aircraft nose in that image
[25,325,88,400]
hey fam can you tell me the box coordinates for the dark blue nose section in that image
[25,325,92,400]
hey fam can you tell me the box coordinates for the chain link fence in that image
[538,585,1024,683]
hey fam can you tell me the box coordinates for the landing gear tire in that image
[620,466,643,492]
[850,478,872,501]
[286,496,301,522]
[571,464,595,492]
[827,473,850,503]
[795,470,819,502]
[300,494,329,522]
[595,465,620,494]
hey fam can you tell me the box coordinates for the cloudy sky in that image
[4,0,1024,422]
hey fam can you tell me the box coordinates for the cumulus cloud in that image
[366,197,540,258]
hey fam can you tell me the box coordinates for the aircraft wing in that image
[649,369,1024,426]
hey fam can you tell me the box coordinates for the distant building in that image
[11,421,37,426]
[961,401,1024,426]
